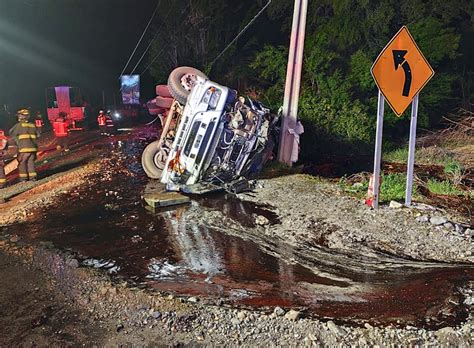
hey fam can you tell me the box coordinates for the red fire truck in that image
[45,86,85,129]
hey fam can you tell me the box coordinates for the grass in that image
[426,179,463,196]
[383,146,459,168]
[338,172,416,203]
[380,173,415,202]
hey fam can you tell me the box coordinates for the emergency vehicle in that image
[45,86,85,130]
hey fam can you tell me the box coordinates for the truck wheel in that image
[141,140,169,179]
[168,66,207,104]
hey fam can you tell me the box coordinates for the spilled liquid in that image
[5,140,473,328]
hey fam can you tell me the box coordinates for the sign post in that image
[370,26,434,208]
[405,94,419,206]
[371,90,385,209]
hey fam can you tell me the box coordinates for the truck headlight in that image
[201,87,221,110]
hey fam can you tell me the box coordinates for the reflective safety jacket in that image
[53,119,68,137]
[9,121,40,153]
[97,115,106,126]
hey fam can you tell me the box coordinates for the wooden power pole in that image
[278,0,308,166]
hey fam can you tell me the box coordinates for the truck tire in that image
[141,140,169,179]
[168,66,207,104]
[155,96,174,109]
[155,85,173,98]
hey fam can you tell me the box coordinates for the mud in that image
[3,138,472,330]
[0,250,103,346]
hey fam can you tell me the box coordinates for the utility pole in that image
[278,0,308,166]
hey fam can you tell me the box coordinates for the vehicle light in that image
[208,89,221,109]
[201,89,212,104]
[201,87,221,110]
[114,112,120,118]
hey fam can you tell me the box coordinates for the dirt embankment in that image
[237,174,472,264]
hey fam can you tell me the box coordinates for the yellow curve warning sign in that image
[371,26,434,116]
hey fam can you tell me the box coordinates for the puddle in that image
[4,140,473,328]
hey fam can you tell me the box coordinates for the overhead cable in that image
[119,0,160,78]
[131,7,172,74]
[208,0,272,73]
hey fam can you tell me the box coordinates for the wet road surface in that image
[4,139,473,328]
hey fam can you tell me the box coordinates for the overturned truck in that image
[142,67,279,194]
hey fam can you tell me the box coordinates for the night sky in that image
[0,0,159,117]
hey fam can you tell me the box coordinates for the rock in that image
[364,323,373,329]
[231,318,241,326]
[430,216,448,225]
[116,323,124,332]
[416,215,429,223]
[307,333,318,341]
[436,326,456,341]
[188,297,198,303]
[352,182,364,189]
[327,320,344,336]
[237,311,246,321]
[464,297,474,306]
[284,310,301,321]
[65,258,79,268]
[465,228,473,237]
[255,215,270,226]
[152,311,162,319]
[454,224,465,234]
[389,201,403,209]
[443,222,454,230]
[273,307,285,316]
[412,203,437,211]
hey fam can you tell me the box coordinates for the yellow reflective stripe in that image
[29,172,37,177]
[0,178,6,183]
[20,123,36,128]
[18,134,37,139]
[19,148,37,153]
[19,173,28,178]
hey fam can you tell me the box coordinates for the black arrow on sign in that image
[392,50,412,97]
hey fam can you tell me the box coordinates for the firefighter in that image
[9,108,40,181]
[0,130,8,188]
[97,110,107,135]
[53,112,70,151]
[35,111,44,130]
[105,110,116,135]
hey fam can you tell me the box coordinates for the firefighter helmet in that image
[16,108,30,120]
[99,110,105,114]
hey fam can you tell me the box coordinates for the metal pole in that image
[278,0,308,166]
[372,90,385,209]
[405,94,419,206]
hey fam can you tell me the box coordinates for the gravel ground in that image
[236,174,473,264]
[0,238,472,347]
[0,135,472,346]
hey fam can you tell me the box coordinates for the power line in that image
[140,46,165,75]
[119,0,160,78]
[208,0,272,73]
[131,7,172,75]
